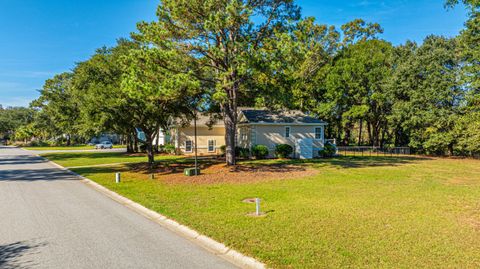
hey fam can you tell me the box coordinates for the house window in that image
[185,140,192,152]
[208,139,215,152]
[314,127,322,140]
[285,126,291,138]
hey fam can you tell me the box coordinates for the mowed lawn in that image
[41,151,181,167]
[24,144,126,151]
[45,151,480,268]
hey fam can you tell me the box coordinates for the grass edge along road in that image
[23,145,126,151]
[42,151,480,268]
[41,151,181,168]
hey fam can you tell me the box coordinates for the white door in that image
[296,138,314,159]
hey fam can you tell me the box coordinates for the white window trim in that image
[284,126,291,138]
[314,127,322,140]
[207,139,216,153]
[185,140,193,153]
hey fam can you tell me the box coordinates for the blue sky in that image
[0,0,468,107]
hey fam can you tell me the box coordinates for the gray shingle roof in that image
[239,109,326,124]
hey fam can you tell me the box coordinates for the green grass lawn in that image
[46,152,480,268]
[24,144,126,151]
[41,151,181,167]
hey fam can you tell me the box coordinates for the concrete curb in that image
[32,151,266,269]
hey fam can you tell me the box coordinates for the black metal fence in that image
[336,146,411,157]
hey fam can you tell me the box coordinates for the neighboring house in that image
[153,130,169,146]
[170,108,328,159]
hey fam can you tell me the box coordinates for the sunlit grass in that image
[41,151,181,167]
[24,144,126,151]
[46,152,480,268]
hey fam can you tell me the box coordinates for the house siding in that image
[172,126,225,155]
[170,122,326,158]
[237,125,252,149]
[252,125,325,157]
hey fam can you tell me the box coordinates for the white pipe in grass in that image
[255,198,261,216]
[115,172,121,183]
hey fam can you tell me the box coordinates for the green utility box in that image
[184,167,200,176]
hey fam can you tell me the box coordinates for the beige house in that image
[170,108,328,159]
[171,116,226,155]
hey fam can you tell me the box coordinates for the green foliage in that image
[454,112,480,155]
[15,1,480,159]
[251,144,269,159]
[133,0,301,165]
[275,144,293,158]
[219,145,227,156]
[162,144,176,155]
[31,72,83,145]
[0,106,34,141]
[235,147,250,159]
[319,142,337,158]
[388,36,463,154]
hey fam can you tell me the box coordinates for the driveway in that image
[0,147,237,269]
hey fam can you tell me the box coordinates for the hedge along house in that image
[170,108,328,159]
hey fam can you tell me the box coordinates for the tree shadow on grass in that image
[244,156,433,169]
[41,152,140,160]
[70,156,433,181]
[0,240,47,269]
[71,158,220,177]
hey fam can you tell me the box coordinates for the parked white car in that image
[95,141,113,149]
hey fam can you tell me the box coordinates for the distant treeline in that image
[1,0,478,162]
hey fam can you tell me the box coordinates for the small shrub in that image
[163,144,176,154]
[319,142,337,158]
[235,147,250,158]
[219,145,226,156]
[251,144,269,159]
[275,144,293,158]
[139,144,147,153]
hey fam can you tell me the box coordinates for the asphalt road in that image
[0,146,237,269]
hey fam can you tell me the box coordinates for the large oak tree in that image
[133,0,301,165]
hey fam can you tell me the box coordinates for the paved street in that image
[0,147,237,269]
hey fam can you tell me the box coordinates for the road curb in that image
[35,152,266,269]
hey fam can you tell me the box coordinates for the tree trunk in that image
[155,131,160,153]
[367,122,373,146]
[343,123,352,146]
[134,134,139,153]
[126,134,133,153]
[448,143,454,156]
[224,111,237,165]
[145,134,155,169]
[358,119,363,146]
[222,76,239,166]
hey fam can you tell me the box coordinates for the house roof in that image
[174,108,326,128]
[173,113,223,128]
[239,109,326,125]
